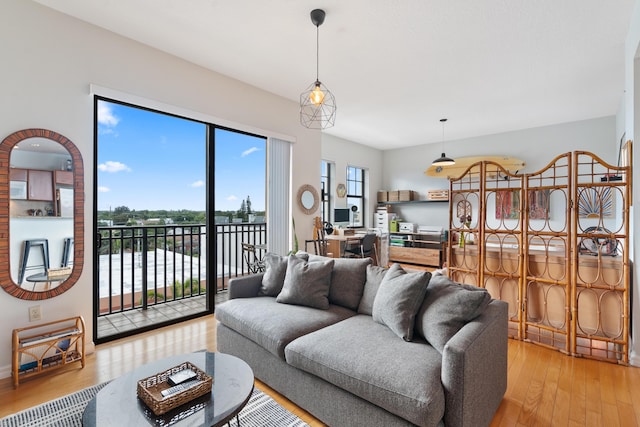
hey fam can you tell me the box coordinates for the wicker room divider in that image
[447,146,631,364]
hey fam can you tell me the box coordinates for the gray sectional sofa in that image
[216,253,508,427]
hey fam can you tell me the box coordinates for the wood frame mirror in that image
[0,129,84,300]
[297,184,319,215]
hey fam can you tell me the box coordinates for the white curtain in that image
[267,138,292,255]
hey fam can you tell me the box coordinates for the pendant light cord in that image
[316,25,320,82]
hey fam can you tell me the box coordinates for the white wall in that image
[382,116,616,227]
[624,0,640,366]
[321,134,383,228]
[0,0,321,376]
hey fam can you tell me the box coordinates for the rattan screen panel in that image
[448,164,482,286]
[445,147,631,364]
[522,153,572,353]
[572,150,630,364]
[482,163,525,338]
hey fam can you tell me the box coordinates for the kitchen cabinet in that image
[27,170,53,201]
[10,168,54,201]
[54,170,73,186]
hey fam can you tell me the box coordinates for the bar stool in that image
[18,239,50,285]
[61,237,74,267]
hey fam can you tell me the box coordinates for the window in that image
[93,95,275,342]
[321,160,332,223]
[346,166,366,227]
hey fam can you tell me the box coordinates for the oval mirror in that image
[297,184,319,215]
[0,129,84,300]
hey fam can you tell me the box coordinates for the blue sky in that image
[97,100,266,212]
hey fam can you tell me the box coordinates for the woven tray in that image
[137,361,213,415]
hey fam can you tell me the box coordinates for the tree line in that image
[98,196,263,226]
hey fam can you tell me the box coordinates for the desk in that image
[326,234,364,258]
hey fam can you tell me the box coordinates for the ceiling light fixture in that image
[300,9,336,129]
[432,118,455,166]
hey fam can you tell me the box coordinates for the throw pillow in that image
[259,252,308,296]
[276,255,334,309]
[357,264,389,315]
[307,255,372,311]
[372,264,431,341]
[415,274,491,353]
[328,258,372,310]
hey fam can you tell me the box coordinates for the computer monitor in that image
[334,208,350,224]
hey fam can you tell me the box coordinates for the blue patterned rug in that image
[0,384,309,427]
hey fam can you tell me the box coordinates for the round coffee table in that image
[83,352,254,426]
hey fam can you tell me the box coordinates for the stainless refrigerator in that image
[57,188,73,217]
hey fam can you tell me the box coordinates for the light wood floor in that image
[1,314,639,426]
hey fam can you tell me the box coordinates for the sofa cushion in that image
[372,264,431,341]
[259,252,309,296]
[215,297,355,359]
[276,256,334,309]
[309,254,372,311]
[285,315,445,427]
[415,274,492,353]
[357,264,388,315]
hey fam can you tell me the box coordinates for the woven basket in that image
[137,361,213,415]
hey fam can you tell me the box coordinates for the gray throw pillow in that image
[276,255,334,309]
[259,252,308,296]
[372,264,431,341]
[357,265,389,315]
[331,258,373,310]
[415,274,491,353]
[307,255,372,311]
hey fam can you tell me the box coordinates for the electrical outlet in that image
[28,305,42,322]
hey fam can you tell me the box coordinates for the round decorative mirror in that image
[297,184,319,215]
[0,129,84,300]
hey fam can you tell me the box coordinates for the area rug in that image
[0,383,309,427]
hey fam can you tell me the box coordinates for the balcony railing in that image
[97,222,266,316]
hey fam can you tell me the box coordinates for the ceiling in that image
[34,0,636,150]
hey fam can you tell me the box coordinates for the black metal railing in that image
[214,222,267,292]
[97,222,266,316]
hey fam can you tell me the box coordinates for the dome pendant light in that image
[300,9,337,129]
[432,118,455,166]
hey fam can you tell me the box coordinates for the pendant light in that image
[432,118,455,166]
[300,9,337,129]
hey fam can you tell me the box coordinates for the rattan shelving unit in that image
[12,316,85,387]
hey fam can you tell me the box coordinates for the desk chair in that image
[344,233,377,264]
[242,243,265,273]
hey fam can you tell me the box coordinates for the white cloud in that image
[98,161,131,173]
[99,128,117,136]
[98,186,110,193]
[97,102,119,127]
[226,195,238,201]
[190,180,204,188]
[241,147,259,157]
